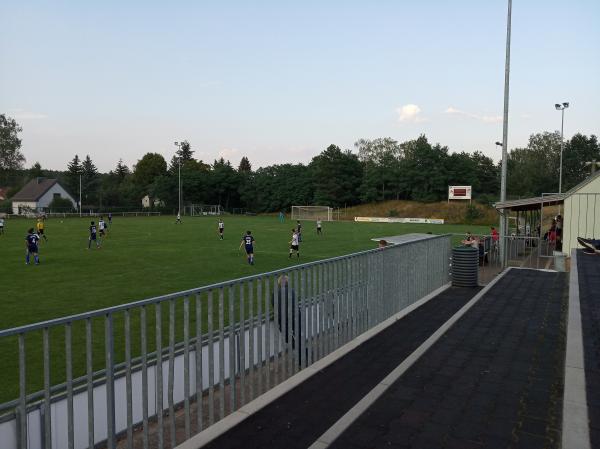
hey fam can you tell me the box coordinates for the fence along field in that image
[0,232,454,449]
[0,215,490,404]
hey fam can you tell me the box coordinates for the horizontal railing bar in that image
[0,234,448,337]
[0,311,280,419]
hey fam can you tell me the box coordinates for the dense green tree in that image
[245,164,313,212]
[66,155,83,199]
[29,162,45,179]
[310,145,363,207]
[399,135,449,202]
[176,140,194,163]
[114,159,130,180]
[562,133,600,191]
[238,156,252,173]
[81,155,99,204]
[134,153,167,189]
[355,138,402,201]
[0,114,25,171]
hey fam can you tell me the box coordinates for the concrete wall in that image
[12,202,37,215]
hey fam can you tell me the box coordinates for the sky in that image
[1,0,599,172]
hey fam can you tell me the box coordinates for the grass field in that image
[0,215,491,404]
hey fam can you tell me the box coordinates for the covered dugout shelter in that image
[494,171,600,257]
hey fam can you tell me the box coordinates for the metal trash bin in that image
[553,251,566,272]
[451,247,479,287]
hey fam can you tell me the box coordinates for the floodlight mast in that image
[555,102,569,196]
[499,0,512,267]
[174,141,182,217]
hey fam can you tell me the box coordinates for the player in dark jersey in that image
[239,230,255,265]
[108,212,112,227]
[88,221,100,249]
[25,228,40,265]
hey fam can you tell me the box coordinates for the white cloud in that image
[7,109,47,120]
[444,106,501,124]
[396,104,425,123]
[217,148,240,160]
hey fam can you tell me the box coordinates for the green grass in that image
[0,215,490,404]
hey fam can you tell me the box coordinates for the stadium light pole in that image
[499,0,512,268]
[79,174,82,217]
[555,102,569,195]
[174,141,182,217]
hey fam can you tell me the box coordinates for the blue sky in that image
[1,1,599,172]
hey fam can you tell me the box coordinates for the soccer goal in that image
[185,204,223,216]
[291,205,333,221]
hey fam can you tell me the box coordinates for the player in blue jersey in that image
[239,230,255,265]
[88,221,100,249]
[25,228,40,265]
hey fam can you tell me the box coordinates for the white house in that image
[11,178,76,215]
[141,195,165,208]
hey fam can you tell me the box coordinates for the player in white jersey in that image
[218,219,224,240]
[316,219,322,236]
[289,229,300,259]
[98,217,106,237]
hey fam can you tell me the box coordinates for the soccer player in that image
[239,230,255,265]
[25,228,40,265]
[175,212,182,224]
[316,219,322,236]
[108,212,112,227]
[296,220,302,242]
[98,217,107,237]
[289,228,300,259]
[88,221,100,249]
[0,217,4,235]
[36,218,48,242]
[218,219,225,240]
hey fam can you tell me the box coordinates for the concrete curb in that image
[175,283,452,449]
[307,267,511,448]
[562,250,591,449]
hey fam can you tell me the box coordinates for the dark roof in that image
[11,178,60,201]
[494,171,600,212]
[494,194,564,211]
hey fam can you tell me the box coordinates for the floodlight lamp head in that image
[495,141,503,146]
[555,104,561,110]
[563,102,569,108]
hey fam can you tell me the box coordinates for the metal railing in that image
[476,234,556,283]
[0,234,451,449]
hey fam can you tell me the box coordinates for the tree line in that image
[1,114,599,213]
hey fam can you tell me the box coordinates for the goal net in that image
[185,204,223,216]
[291,206,333,221]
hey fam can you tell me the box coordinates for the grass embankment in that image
[342,200,497,225]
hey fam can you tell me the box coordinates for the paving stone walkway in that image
[331,269,567,449]
[201,287,479,449]
[577,251,600,448]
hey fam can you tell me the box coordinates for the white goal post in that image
[185,204,223,216]
[291,205,333,221]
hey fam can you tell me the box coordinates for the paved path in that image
[577,251,600,447]
[200,287,479,449]
[330,269,567,449]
